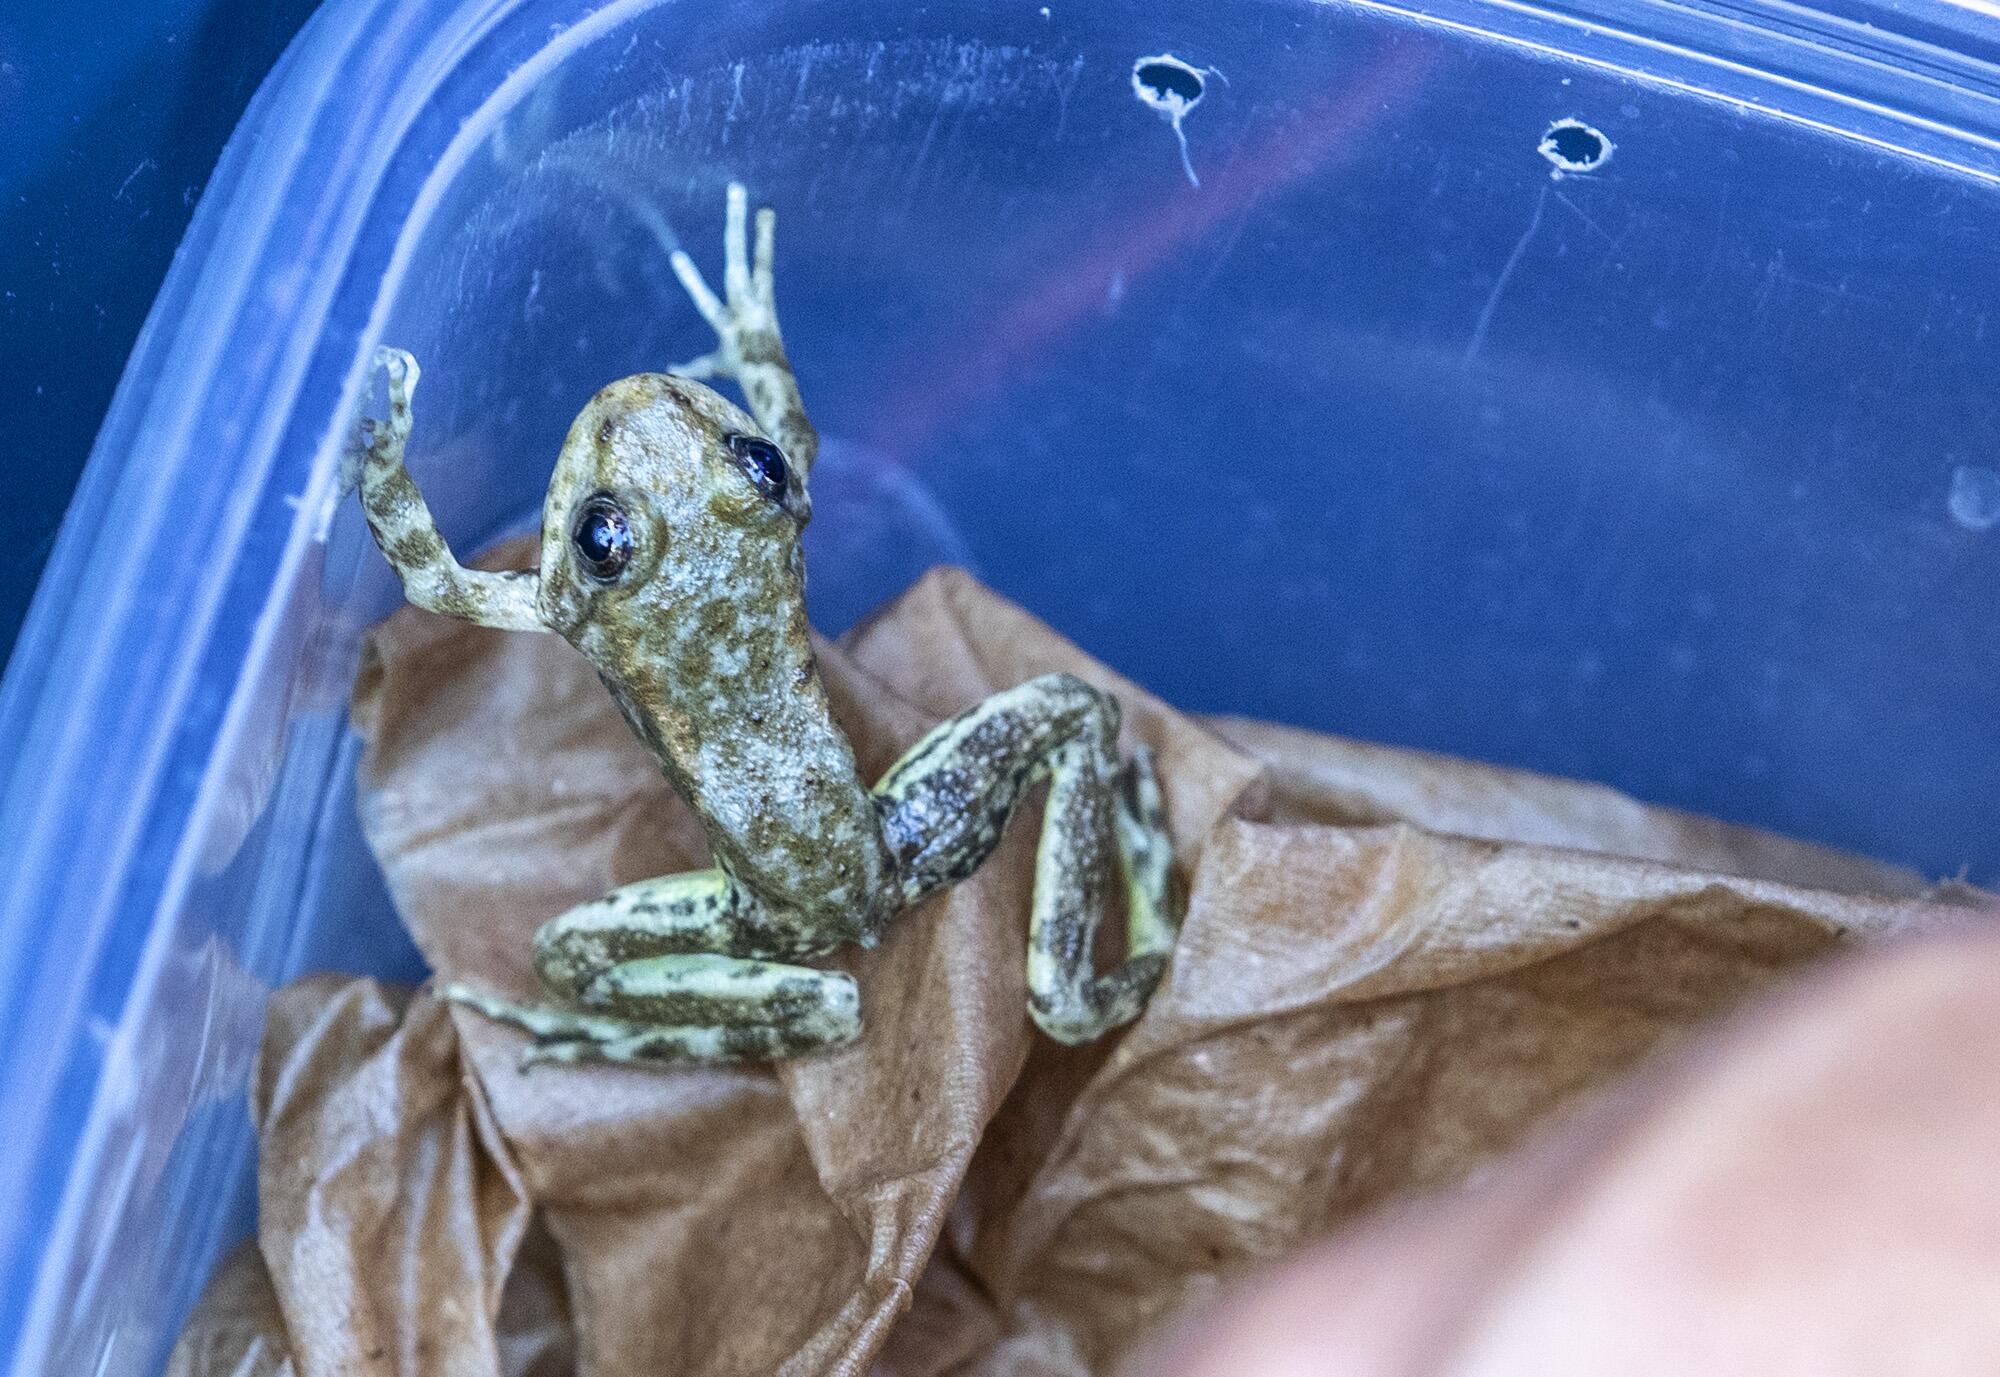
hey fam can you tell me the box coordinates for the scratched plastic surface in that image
[3,0,2000,1371]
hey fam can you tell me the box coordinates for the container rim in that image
[1,0,1996,1368]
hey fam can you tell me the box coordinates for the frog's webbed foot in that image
[442,867,861,1067]
[668,181,819,476]
[667,182,776,378]
[873,673,1181,1045]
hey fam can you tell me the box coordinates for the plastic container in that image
[3,0,1998,1371]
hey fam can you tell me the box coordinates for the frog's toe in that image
[1029,950,1171,1045]
[752,204,776,300]
[440,981,613,1039]
[723,180,752,299]
[667,349,723,381]
[373,344,418,387]
[517,1037,595,1070]
[670,244,727,332]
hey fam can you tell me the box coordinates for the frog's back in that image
[682,678,900,941]
[537,370,902,939]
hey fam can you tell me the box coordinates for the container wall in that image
[349,0,2000,882]
[5,0,1999,1371]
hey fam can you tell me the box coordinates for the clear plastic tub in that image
[3,0,1998,1371]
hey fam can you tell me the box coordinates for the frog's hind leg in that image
[442,867,860,1066]
[525,866,835,997]
[448,957,860,1067]
[872,673,1178,1045]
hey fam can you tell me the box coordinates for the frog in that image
[350,182,1178,1066]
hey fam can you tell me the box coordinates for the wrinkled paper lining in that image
[171,553,1974,1377]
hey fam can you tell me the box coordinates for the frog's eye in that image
[726,433,790,506]
[571,493,633,581]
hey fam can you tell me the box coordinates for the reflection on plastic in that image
[800,436,975,635]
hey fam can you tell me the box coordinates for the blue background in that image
[4,1,1998,1370]
[0,0,320,665]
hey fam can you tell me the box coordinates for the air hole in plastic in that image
[1538,118,1612,174]
[1135,58,1203,107]
[1131,53,1214,188]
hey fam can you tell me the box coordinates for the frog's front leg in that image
[873,674,1179,1045]
[443,868,860,1066]
[349,346,546,631]
[668,181,820,477]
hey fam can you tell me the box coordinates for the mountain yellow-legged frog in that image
[351,183,1177,1065]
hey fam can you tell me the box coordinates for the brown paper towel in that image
[170,555,1976,1377]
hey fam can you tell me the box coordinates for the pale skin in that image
[352,182,1178,1066]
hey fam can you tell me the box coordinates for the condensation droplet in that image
[1948,463,2000,531]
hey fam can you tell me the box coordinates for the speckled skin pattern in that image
[351,184,1177,1065]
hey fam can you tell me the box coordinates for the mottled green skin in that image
[351,184,1178,1066]
[536,374,898,945]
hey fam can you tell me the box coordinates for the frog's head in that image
[532,373,814,709]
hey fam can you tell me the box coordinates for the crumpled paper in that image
[171,551,1973,1377]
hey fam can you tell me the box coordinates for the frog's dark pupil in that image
[727,433,790,504]
[572,495,631,579]
[580,515,618,560]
